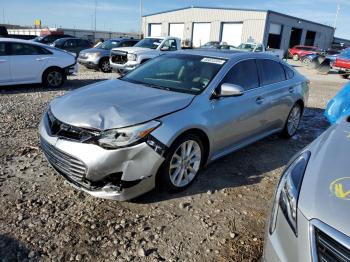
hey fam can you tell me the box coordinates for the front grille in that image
[315,227,350,262]
[40,137,87,182]
[46,110,99,142]
[111,51,127,64]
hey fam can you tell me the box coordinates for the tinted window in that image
[0,43,7,56]
[223,59,259,91]
[257,59,286,86]
[283,65,295,79]
[10,43,48,55]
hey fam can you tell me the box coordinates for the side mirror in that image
[212,83,244,99]
[160,46,170,51]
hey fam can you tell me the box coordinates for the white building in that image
[142,6,335,52]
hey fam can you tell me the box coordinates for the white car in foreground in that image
[0,38,77,88]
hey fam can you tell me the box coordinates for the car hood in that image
[49,79,194,130]
[111,46,153,54]
[80,47,108,54]
[299,118,350,236]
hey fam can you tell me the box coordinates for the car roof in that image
[0,37,50,47]
[176,49,281,61]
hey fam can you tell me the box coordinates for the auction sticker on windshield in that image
[201,58,226,65]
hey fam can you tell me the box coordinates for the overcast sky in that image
[2,0,349,39]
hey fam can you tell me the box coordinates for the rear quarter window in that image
[257,59,286,86]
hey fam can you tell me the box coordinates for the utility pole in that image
[2,8,5,24]
[334,4,340,30]
[139,0,143,38]
[94,0,97,32]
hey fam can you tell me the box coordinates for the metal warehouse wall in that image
[265,12,335,51]
[143,7,268,45]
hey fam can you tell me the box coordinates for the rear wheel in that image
[158,134,204,192]
[340,72,349,79]
[293,54,299,61]
[43,68,65,88]
[100,59,111,73]
[281,103,302,138]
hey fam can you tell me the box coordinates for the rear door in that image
[0,42,11,83]
[256,59,291,131]
[9,42,50,82]
[210,59,265,154]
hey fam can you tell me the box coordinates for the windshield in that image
[121,54,226,94]
[99,40,121,50]
[237,43,256,51]
[134,38,163,49]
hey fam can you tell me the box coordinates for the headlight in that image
[127,53,137,61]
[96,120,161,149]
[87,52,101,58]
[269,151,311,236]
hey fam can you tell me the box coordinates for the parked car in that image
[78,38,139,73]
[51,38,93,56]
[0,38,77,87]
[39,50,309,201]
[33,34,73,45]
[200,42,236,50]
[234,42,284,59]
[333,48,350,79]
[109,36,181,74]
[289,45,322,61]
[325,81,350,124]
[200,41,221,48]
[264,115,350,261]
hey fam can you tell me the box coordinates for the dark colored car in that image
[33,34,73,45]
[51,38,93,56]
[289,45,322,61]
[78,38,139,72]
[334,48,350,79]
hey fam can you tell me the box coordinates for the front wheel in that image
[43,68,65,88]
[158,134,204,192]
[281,104,302,138]
[100,59,111,73]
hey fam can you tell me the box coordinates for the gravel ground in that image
[0,62,348,262]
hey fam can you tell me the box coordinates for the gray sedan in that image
[39,50,309,200]
[264,116,350,261]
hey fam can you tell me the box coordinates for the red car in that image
[333,48,350,79]
[289,45,322,61]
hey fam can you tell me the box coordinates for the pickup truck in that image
[333,48,350,79]
[234,42,285,59]
[110,36,181,74]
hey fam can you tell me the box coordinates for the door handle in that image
[256,96,264,104]
[289,86,295,93]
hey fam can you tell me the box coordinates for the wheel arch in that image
[41,66,65,82]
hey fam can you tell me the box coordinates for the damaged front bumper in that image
[39,116,165,201]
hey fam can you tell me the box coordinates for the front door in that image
[0,42,11,83]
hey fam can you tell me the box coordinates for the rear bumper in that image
[39,114,165,201]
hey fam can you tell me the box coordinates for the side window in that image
[257,59,286,86]
[283,65,295,80]
[0,43,7,56]
[223,59,259,91]
[10,43,46,55]
[162,39,177,51]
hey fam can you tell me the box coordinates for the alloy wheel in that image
[169,140,202,188]
[101,60,111,72]
[287,105,301,136]
[47,71,63,87]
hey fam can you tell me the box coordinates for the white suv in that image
[0,38,77,88]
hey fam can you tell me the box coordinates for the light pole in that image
[334,4,340,30]
[139,0,143,38]
[94,0,97,32]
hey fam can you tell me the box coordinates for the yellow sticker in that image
[330,177,350,200]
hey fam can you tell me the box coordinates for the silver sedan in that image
[39,50,309,200]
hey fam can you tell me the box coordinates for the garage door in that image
[169,23,184,40]
[149,24,162,37]
[192,23,211,47]
[221,23,243,47]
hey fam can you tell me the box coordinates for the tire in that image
[341,73,349,79]
[42,68,65,88]
[292,54,299,61]
[301,57,311,67]
[281,103,302,138]
[157,134,204,192]
[99,58,111,73]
